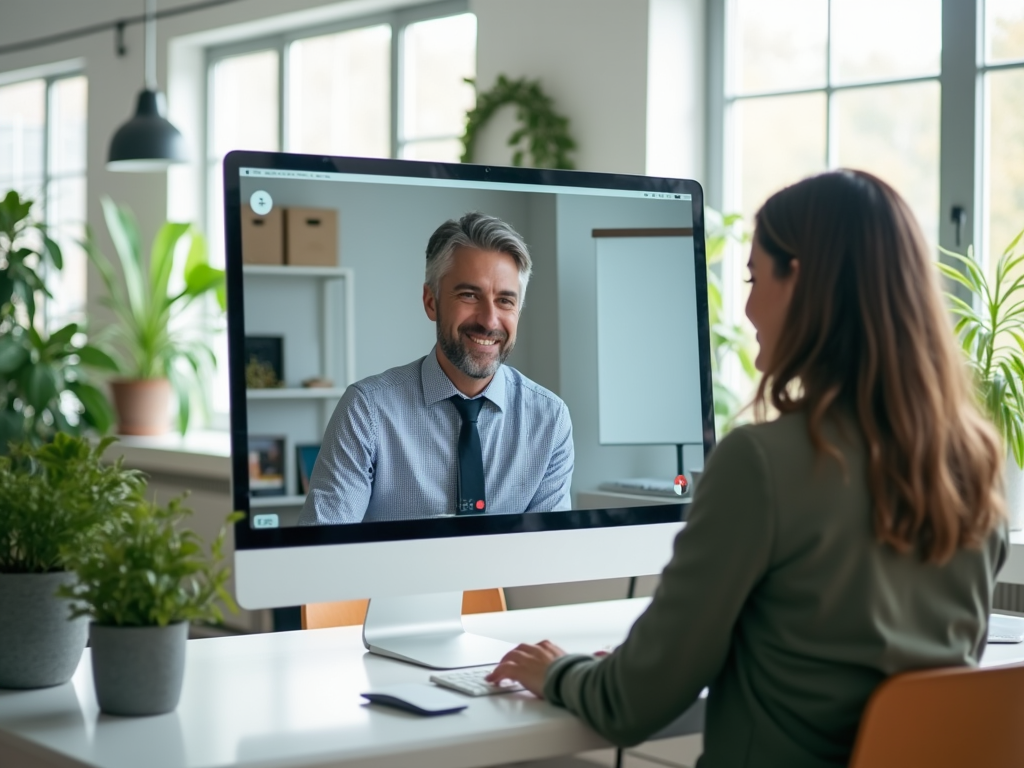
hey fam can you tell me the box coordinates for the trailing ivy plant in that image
[0,190,118,447]
[58,498,241,627]
[0,434,143,573]
[460,75,577,170]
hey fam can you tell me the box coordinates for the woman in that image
[488,170,1008,767]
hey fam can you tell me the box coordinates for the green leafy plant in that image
[0,190,118,446]
[0,433,143,573]
[58,498,242,627]
[705,208,757,433]
[939,228,1024,465]
[461,75,577,169]
[85,197,226,433]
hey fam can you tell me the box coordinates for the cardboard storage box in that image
[241,204,284,265]
[285,207,338,267]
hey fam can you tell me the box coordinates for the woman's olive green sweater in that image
[544,412,1007,768]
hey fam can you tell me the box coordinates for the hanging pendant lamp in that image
[107,0,187,171]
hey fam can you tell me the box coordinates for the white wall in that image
[470,0,651,174]
[471,0,705,180]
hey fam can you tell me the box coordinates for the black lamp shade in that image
[107,89,188,171]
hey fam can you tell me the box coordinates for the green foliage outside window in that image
[705,209,758,435]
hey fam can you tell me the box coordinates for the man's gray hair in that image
[425,212,532,303]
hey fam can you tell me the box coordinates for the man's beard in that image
[437,318,514,379]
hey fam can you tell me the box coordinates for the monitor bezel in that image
[223,149,715,552]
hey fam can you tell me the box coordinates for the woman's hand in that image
[486,640,567,697]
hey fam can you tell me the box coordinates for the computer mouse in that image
[361,683,468,716]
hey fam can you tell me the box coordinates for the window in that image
[982,0,1024,258]
[203,3,476,422]
[205,4,476,268]
[724,0,941,242]
[399,13,477,161]
[0,73,88,327]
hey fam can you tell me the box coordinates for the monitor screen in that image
[224,151,713,554]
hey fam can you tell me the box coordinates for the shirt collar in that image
[421,346,506,412]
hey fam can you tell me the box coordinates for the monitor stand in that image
[361,592,516,669]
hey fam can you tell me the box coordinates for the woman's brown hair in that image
[754,170,1004,564]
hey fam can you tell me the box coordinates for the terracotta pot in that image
[110,378,172,436]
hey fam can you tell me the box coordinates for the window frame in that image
[200,0,471,430]
[202,0,471,235]
[977,3,1024,261]
[714,0,943,227]
[709,0,1024,266]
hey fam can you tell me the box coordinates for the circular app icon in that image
[250,190,273,216]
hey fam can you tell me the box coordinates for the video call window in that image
[230,167,705,530]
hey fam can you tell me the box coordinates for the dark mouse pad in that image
[361,683,468,716]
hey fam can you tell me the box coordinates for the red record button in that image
[476,500,485,510]
[674,475,688,496]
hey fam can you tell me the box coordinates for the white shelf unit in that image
[242,265,355,515]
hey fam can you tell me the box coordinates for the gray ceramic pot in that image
[0,571,88,689]
[90,622,188,716]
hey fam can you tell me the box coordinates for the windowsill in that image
[105,429,232,480]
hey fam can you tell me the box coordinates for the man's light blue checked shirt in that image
[298,348,574,525]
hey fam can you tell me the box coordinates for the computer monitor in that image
[225,150,714,668]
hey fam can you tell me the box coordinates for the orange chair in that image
[301,588,507,630]
[848,662,1024,768]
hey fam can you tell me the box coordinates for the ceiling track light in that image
[107,0,188,172]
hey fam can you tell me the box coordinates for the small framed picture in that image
[295,443,321,494]
[248,436,286,496]
[245,336,284,388]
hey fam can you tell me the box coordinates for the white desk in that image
[2,599,1022,768]
[0,600,669,768]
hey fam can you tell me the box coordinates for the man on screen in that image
[298,212,574,525]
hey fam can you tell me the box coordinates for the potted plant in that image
[939,227,1024,529]
[58,498,240,716]
[0,190,118,447]
[85,197,226,436]
[0,434,142,688]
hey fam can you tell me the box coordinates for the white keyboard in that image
[989,613,1024,644]
[429,666,526,697]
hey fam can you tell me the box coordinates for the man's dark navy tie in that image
[449,395,486,514]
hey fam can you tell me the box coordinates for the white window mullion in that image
[938,0,980,263]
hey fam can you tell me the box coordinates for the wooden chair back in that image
[301,588,507,630]
[848,662,1024,768]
